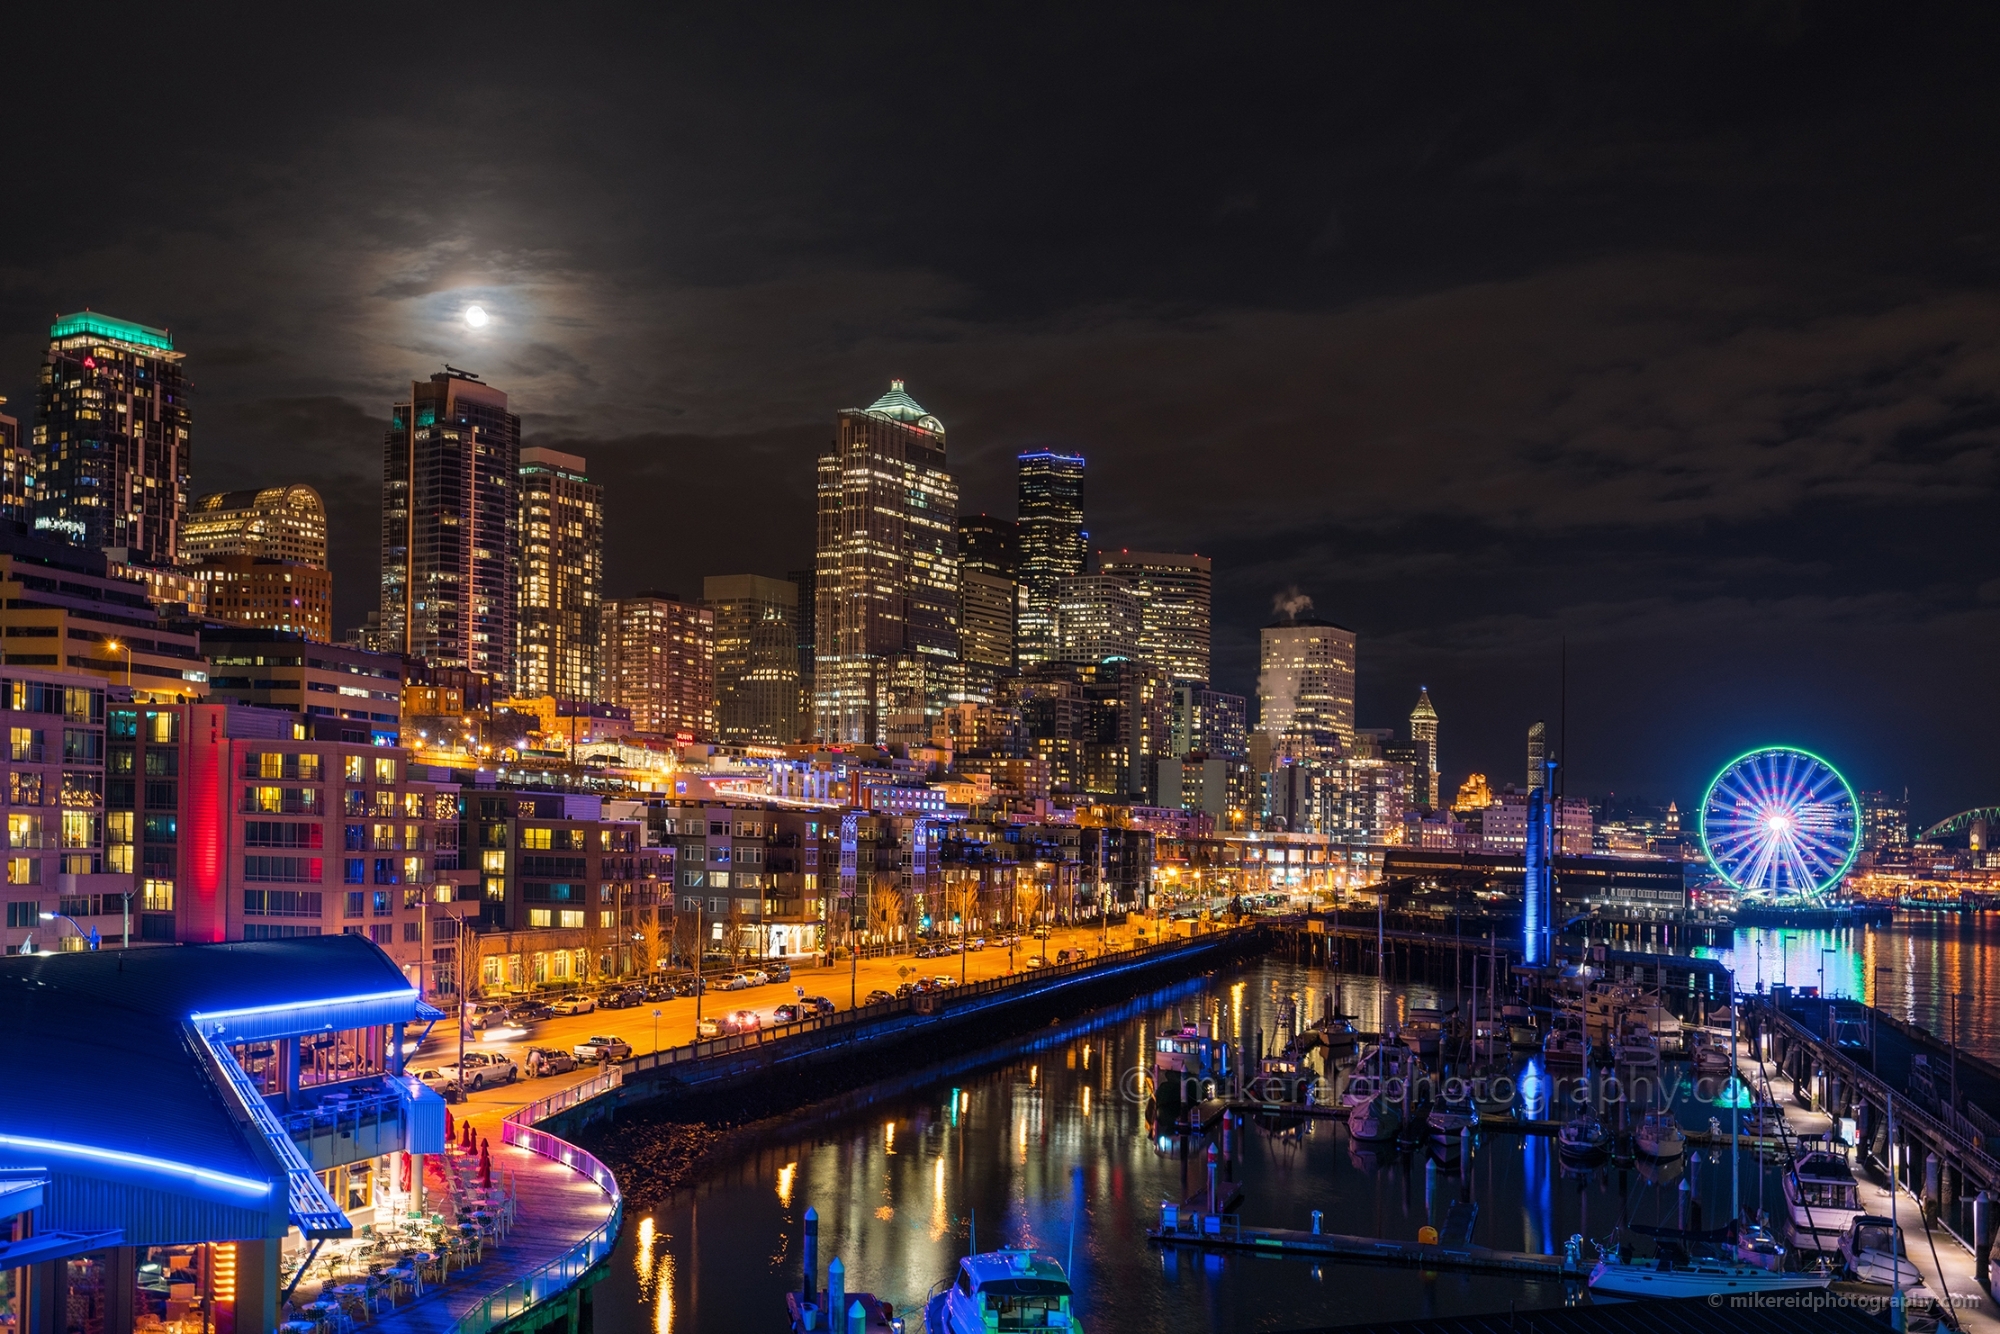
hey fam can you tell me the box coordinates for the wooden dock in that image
[1194,1098,1783,1151]
[1150,1214,1576,1279]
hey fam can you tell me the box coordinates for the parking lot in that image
[412,922,1151,1133]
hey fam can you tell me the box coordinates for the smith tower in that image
[34,312,190,565]
[381,369,520,683]
[1015,450,1085,668]
[813,380,960,745]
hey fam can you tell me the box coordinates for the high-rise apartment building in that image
[703,574,801,744]
[515,446,603,701]
[1055,574,1143,666]
[181,485,328,566]
[1257,606,1356,750]
[604,594,714,739]
[0,400,30,527]
[33,312,190,565]
[1098,550,1211,682]
[1015,451,1084,668]
[813,380,959,745]
[1409,686,1439,809]
[380,370,519,683]
[1170,683,1248,761]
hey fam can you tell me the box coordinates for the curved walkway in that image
[373,1082,621,1334]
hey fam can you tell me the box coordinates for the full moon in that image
[464,305,488,328]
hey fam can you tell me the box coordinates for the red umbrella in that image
[399,1152,412,1193]
[479,1140,492,1189]
[444,1108,455,1143]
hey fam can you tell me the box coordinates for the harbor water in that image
[597,949,1816,1334]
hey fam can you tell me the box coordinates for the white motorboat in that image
[1692,1035,1734,1078]
[925,1249,1080,1334]
[1347,1092,1401,1143]
[1557,1114,1610,1163]
[1614,1019,1662,1069]
[1588,1254,1831,1299]
[1635,1110,1685,1160]
[1838,1215,1930,1291]
[1784,1151,1865,1247]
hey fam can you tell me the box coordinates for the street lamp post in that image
[652,1008,662,1055]
[38,911,96,951]
[103,639,133,689]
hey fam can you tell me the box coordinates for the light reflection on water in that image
[1695,915,2000,1058]
[595,956,1789,1334]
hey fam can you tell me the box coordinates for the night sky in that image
[1,6,1994,822]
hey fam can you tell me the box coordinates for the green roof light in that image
[50,311,174,353]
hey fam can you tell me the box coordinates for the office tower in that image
[181,484,328,566]
[0,399,29,525]
[1077,659,1172,798]
[1055,574,1143,665]
[703,574,801,744]
[33,312,190,564]
[1098,550,1211,682]
[604,594,714,739]
[957,514,1019,578]
[203,626,405,744]
[380,369,519,682]
[955,515,1018,704]
[192,556,333,642]
[1015,450,1085,667]
[1256,603,1356,750]
[1527,720,1547,793]
[1858,790,1910,852]
[515,446,603,701]
[813,380,960,745]
[1169,684,1248,761]
[1409,686,1439,809]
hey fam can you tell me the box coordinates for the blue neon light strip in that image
[191,1027,351,1237]
[0,1134,270,1197]
[188,987,419,1023]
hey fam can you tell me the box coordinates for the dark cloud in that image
[0,3,1996,818]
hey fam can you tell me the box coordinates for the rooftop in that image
[50,311,175,353]
[863,378,944,434]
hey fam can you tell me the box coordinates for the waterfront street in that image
[417,922,1135,1142]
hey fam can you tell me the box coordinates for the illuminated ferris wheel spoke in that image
[1700,746,1858,901]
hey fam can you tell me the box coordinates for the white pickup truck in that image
[434,1050,519,1090]
[572,1035,633,1063]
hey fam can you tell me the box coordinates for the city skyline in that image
[0,10,1992,817]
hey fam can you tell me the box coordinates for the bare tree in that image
[869,873,906,945]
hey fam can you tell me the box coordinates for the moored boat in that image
[1784,1150,1865,1247]
[925,1249,1080,1334]
[1558,1113,1610,1163]
[1588,1253,1831,1299]
[1636,1109,1686,1160]
[1348,1091,1401,1143]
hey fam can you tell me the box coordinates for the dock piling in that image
[803,1206,818,1309]
[827,1257,844,1334]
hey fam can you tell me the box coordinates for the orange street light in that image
[104,639,133,688]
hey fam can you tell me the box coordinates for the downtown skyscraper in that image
[813,380,959,746]
[33,312,190,565]
[1015,450,1084,668]
[515,446,603,701]
[380,369,519,682]
[1097,549,1211,683]
[1257,604,1356,752]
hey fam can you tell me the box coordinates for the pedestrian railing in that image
[444,1071,624,1334]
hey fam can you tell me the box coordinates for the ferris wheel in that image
[1699,746,1860,898]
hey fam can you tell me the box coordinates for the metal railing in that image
[445,1070,623,1334]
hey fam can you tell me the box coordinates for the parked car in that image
[414,1068,465,1102]
[965,937,986,952]
[1025,956,1049,969]
[696,1017,722,1038]
[801,995,836,1016]
[744,970,771,987]
[767,962,792,982]
[678,976,709,996]
[721,973,753,991]
[572,1035,633,1063]
[550,994,596,1015]
[438,1050,518,1090]
[465,1003,509,1031]
[524,1046,579,1076]
[599,989,642,1010]
[863,989,896,1006]
[773,1003,803,1023]
[509,1002,554,1023]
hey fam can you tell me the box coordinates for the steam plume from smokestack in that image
[1272,586,1314,620]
